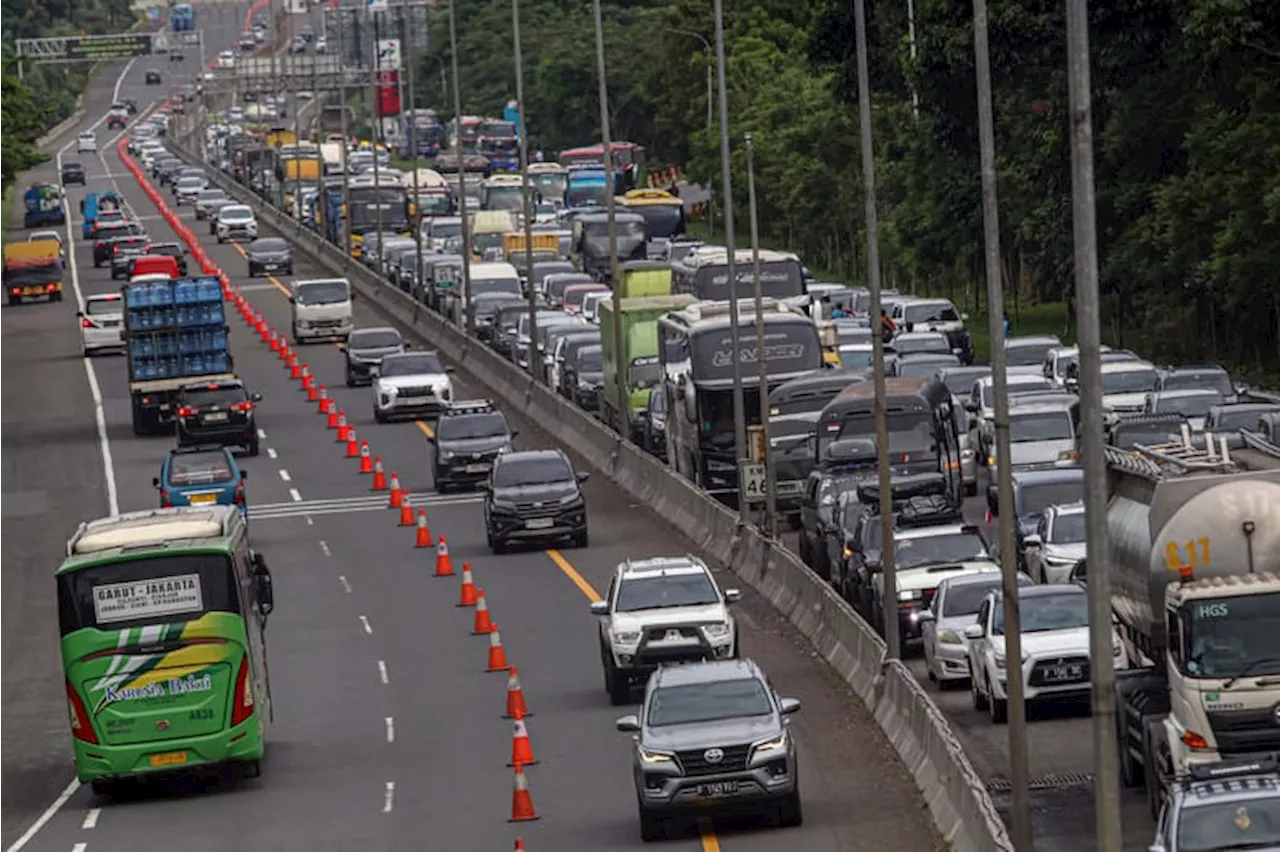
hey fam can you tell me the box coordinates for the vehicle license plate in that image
[697,781,738,798]
[204,411,229,422]
[464,464,489,473]
[403,397,429,406]
[1044,664,1084,682]
[149,751,188,768]
[189,493,217,505]
[263,263,277,270]
[525,518,554,529]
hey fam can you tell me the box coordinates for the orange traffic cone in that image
[371,457,388,491]
[414,510,432,547]
[399,497,415,526]
[472,589,494,634]
[258,321,270,341]
[358,441,373,472]
[269,330,281,353]
[290,359,302,379]
[345,429,360,457]
[299,363,311,386]
[434,536,454,577]
[514,839,526,852]
[456,562,477,607]
[335,412,349,441]
[504,666,531,719]
[326,405,340,429]
[387,473,404,507]
[486,625,510,672]
[306,379,319,403]
[507,718,537,766]
[508,764,539,823]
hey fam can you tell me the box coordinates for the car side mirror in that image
[250,392,263,402]
[287,294,295,303]
[1023,534,1042,548]
[426,435,435,444]
[152,476,161,489]
[779,697,801,715]
[445,366,456,373]
[368,365,380,377]
[589,601,608,616]
[576,471,590,483]
[1065,377,1079,392]
[615,715,640,733]
[509,429,519,439]
[349,290,357,300]
[960,312,969,321]
[724,588,741,603]
[240,470,248,479]
[336,343,346,351]
[963,624,984,640]
[964,400,978,413]
[251,552,273,616]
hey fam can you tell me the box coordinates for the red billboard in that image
[376,70,401,117]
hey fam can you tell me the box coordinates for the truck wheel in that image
[90,779,115,799]
[605,657,630,706]
[971,670,988,711]
[246,437,260,457]
[1143,716,1169,820]
[7,294,19,307]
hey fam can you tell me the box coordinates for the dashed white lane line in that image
[338,575,352,593]
[288,488,302,502]
[319,540,331,557]
[377,660,389,684]
[72,844,87,852]
[4,777,79,852]
[359,616,372,634]
[257,428,267,440]
[385,716,395,743]
[382,781,395,814]
[266,447,278,459]
[278,469,292,482]
[81,808,100,830]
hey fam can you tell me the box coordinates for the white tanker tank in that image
[1104,433,1280,818]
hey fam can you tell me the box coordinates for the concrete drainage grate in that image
[986,772,1096,792]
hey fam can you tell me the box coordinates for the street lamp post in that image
[591,0,625,423]
[664,28,713,130]
[447,0,473,333]
[512,0,540,382]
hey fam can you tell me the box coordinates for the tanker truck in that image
[1106,428,1280,819]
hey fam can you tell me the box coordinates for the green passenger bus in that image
[57,506,274,793]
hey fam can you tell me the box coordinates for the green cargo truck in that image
[600,294,696,439]
[616,260,672,298]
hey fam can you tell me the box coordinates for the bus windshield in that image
[628,204,684,239]
[483,185,524,211]
[821,410,938,460]
[57,553,240,635]
[349,189,408,232]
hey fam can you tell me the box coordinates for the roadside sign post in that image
[738,461,766,505]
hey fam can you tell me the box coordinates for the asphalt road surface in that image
[2,16,946,852]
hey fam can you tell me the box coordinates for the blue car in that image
[154,445,247,514]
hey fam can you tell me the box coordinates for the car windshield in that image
[941,370,990,396]
[177,177,204,187]
[895,531,989,570]
[1175,798,1280,852]
[895,336,949,355]
[249,238,288,253]
[942,578,1004,617]
[349,330,402,349]
[181,386,246,407]
[615,572,719,613]
[85,298,123,316]
[1050,513,1086,544]
[198,189,225,201]
[295,281,348,305]
[898,358,957,379]
[647,678,773,727]
[903,302,959,324]
[430,221,462,238]
[472,277,519,296]
[983,379,1052,407]
[565,287,605,309]
[150,244,182,256]
[576,347,603,372]
[994,591,1088,635]
[1006,341,1057,367]
[1009,412,1074,443]
[1019,480,1085,517]
[437,412,508,440]
[380,353,442,376]
[221,207,252,221]
[168,453,236,485]
[494,456,573,487]
[1101,368,1158,394]
[1155,392,1223,417]
[836,325,872,346]
[839,346,874,368]
[1162,371,1233,397]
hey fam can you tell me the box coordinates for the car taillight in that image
[231,401,253,413]
[159,488,172,507]
[66,678,98,744]
[81,317,95,328]
[234,482,246,506]
[177,406,195,418]
[231,655,255,726]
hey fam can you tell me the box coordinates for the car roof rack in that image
[1184,754,1279,786]
[443,399,495,416]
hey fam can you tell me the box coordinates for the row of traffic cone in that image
[119,149,543,832]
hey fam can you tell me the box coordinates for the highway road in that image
[2,14,946,852]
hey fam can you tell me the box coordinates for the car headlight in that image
[379,383,396,397]
[937,628,963,645]
[1058,449,1078,462]
[898,589,921,602]
[702,622,732,641]
[751,731,788,758]
[578,378,593,390]
[438,450,455,461]
[1113,637,1123,656]
[638,745,676,765]
[962,447,975,460]
[490,499,517,512]
[993,651,1007,669]
[612,630,641,647]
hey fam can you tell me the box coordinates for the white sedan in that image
[79,294,125,356]
[217,50,235,68]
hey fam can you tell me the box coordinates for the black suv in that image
[342,326,405,386]
[175,380,263,455]
[109,236,151,279]
[61,162,86,185]
[483,449,589,553]
[429,400,516,492]
[145,69,162,85]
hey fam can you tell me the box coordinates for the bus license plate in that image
[525,518,554,530]
[149,751,188,768]
[697,781,738,798]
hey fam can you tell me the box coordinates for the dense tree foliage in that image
[432,0,1273,375]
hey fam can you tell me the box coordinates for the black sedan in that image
[145,69,162,85]
[245,237,293,277]
[61,162,86,185]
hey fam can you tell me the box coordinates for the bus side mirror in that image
[252,553,274,616]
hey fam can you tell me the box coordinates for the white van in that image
[290,278,355,343]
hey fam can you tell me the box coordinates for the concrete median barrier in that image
[170,138,1013,852]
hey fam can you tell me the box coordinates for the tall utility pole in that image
[972,0,1032,847]
[1066,0,1123,846]
[712,0,747,522]
[745,133,776,538]
[401,6,423,299]
[591,0,625,422]
[512,0,540,382]
[369,7,385,266]
[338,8,353,256]
[447,0,473,332]
[851,0,898,661]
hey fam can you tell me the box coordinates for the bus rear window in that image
[57,553,241,636]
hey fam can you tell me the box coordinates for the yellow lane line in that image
[700,830,721,851]
[413,419,435,440]
[545,548,601,603]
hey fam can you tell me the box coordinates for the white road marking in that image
[338,575,352,593]
[278,469,291,482]
[247,492,481,520]
[72,844,87,852]
[2,778,79,852]
[256,428,267,439]
[81,808,100,830]
[359,616,372,635]
[288,488,302,502]
[385,716,395,743]
[377,660,388,684]
[305,515,314,525]
[319,540,331,557]
[266,447,278,459]
[382,781,395,814]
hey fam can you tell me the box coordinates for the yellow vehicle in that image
[502,232,561,263]
[616,260,672,298]
[470,210,517,261]
[617,188,685,241]
[4,240,64,305]
[817,321,841,368]
[265,127,297,149]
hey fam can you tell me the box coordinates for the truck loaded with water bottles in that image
[1103,430,1280,817]
[124,276,235,434]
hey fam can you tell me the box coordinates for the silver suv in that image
[615,659,803,841]
[591,556,740,705]
[1150,755,1280,852]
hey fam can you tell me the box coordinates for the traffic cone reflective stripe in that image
[434,536,454,577]
[507,718,537,766]
[371,458,388,491]
[486,626,510,672]
[345,430,360,458]
[269,330,281,352]
[387,473,404,507]
[326,405,340,429]
[504,666,531,719]
[398,497,415,526]
[359,441,373,473]
[472,590,494,634]
[508,764,539,822]
[414,510,432,547]
[456,562,477,607]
